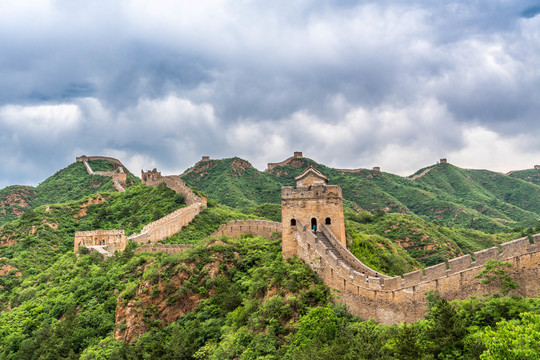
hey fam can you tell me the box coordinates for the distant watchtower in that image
[281,167,346,258]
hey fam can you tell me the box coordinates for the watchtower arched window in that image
[290,219,296,226]
[325,217,331,225]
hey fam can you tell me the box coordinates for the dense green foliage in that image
[345,210,516,268]
[0,157,538,359]
[0,186,38,224]
[508,168,540,186]
[181,158,283,207]
[0,160,140,226]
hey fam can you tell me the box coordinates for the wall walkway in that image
[74,168,206,254]
[76,155,126,192]
[294,222,540,323]
[128,173,207,246]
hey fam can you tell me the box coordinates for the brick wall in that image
[294,222,540,323]
[212,220,282,239]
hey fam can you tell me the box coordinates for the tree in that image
[478,312,540,360]
[475,259,519,297]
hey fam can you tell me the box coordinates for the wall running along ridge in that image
[294,222,540,323]
[73,168,206,255]
[266,152,304,171]
[212,220,282,239]
[76,155,127,192]
[128,172,207,245]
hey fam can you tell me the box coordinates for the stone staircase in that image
[316,231,345,263]
[86,245,112,258]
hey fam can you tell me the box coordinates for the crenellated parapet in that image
[294,219,540,323]
[134,243,192,255]
[266,152,304,171]
[129,170,207,245]
[128,203,204,245]
[74,167,207,253]
[74,229,126,254]
[141,172,203,206]
[212,220,282,240]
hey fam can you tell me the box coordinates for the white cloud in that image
[449,126,540,172]
[0,103,81,138]
[1,1,540,186]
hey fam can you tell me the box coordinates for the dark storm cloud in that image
[1,0,540,187]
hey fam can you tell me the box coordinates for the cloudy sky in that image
[1,0,540,187]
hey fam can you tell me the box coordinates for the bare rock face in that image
[114,254,233,343]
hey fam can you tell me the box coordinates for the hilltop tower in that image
[281,167,346,258]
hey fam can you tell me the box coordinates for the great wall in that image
[76,155,127,192]
[216,165,540,323]
[72,155,540,323]
[73,161,207,257]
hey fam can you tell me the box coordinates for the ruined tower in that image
[281,167,346,258]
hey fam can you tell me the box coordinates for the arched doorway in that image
[311,218,317,232]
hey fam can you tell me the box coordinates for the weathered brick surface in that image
[74,230,126,253]
[212,220,282,240]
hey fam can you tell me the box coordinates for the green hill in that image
[0,158,537,358]
[0,160,140,225]
[508,168,540,186]
[181,157,540,233]
[0,185,38,225]
[181,157,283,207]
[0,186,536,358]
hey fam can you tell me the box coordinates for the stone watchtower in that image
[281,167,346,258]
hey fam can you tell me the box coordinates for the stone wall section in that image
[127,171,208,245]
[128,203,204,244]
[142,175,202,206]
[212,220,282,239]
[74,229,126,253]
[74,168,207,253]
[294,222,540,324]
[134,243,192,255]
[266,152,303,171]
[76,155,127,192]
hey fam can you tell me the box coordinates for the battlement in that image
[293,218,540,323]
[74,229,126,253]
[212,220,282,239]
[266,152,304,171]
[281,184,342,199]
[141,169,162,183]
